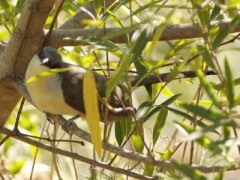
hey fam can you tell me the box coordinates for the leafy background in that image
[0,0,240,179]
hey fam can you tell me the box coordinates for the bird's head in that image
[38,47,62,69]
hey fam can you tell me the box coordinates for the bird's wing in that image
[60,63,110,114]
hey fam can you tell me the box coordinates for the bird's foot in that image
[110,106,136,117]
[61,115,80,134]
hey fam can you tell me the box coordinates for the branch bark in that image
[46,114,239,173]
[0,0,56,126]
[0,127,155,180]
[0,119,238,175]
[47,19,240,48]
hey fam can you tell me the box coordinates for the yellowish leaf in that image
[26,68,71,84]
[83,70,102,157]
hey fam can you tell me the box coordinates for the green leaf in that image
[16,0,26,10]
[180,103,226,122]
[197,45,215,70]
[228,0,240,7]
[136,101,153,120]
[168,107,221,135]
[0,0,12,15]
[190,0,210,28]
[115,120,124,146]
[213,17,240,48]
[196,69,221,108]
[161,94,182,106]
[214,167,225,180]
[210,5,221,21]
[142,94,181,121]
[134,60,152,97]
[130,27,151,60]
[224,58,235,108]
[160,148,173,160]
[175,121,220,153]
[132,128,144,153]
[175,120,195,134]
[107,28,150,95]
[94,0,103,15]
[9,159,26,174]
[172,161,207,180]
[120,118,132,136]
[106,53,134,96]
[223,125,231,141]
[234,77,240,86]
[153,108,168,146]
[143,165,154,176]
[26,67,71,84]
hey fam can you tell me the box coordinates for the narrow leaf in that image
[197,45,215,70]
[106,53,134,96]
[132,128,144,153]
[16,0,26,10]
[213,17,240,48]
[168,107,220,135]
[210,5,221,20]
[26,67,71,84]
[143,165,154,176]
[224,58,235,108]
[172,161,207,180]
[160,148,173,160]
[94,0,103,15]
[153,108,168,146]
[161,94,182,106]
[136,101,153,120]
[197,69,221,108]
[142,94,181,122]
[107,28,150,95]
[83,70,102,157]
[180,103,226,122]
[120,118,132,136]
[115,120,124,146]
[134,60,152,97]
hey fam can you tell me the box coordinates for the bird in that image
[25,47,215,122]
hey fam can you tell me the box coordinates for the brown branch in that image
[0,127,155,180]
[44,0,66,46]
[47,19,240,48]
[9,66,240,175]
[46,114,239,173]
[59,2,96,30]
[0,0,56,126]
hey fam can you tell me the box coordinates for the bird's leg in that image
[61,115,80,134]
[107,105,136,117]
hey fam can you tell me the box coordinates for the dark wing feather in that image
[61,63,109,114]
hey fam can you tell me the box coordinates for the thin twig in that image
[0,127,155,180]
[44,0,66,46]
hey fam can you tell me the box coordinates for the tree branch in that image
[59,2,96,30]
[0,0,56,126]
[0,127,155,180]
[47,19,240,48]
[46,114,239,173]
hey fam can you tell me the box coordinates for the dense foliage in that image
[0,0,240,179]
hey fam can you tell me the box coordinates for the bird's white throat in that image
[25,55,80,115]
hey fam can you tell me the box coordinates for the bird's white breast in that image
[25,55,80,116]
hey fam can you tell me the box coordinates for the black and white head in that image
[38,47,63,69]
